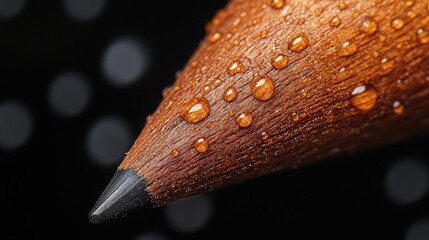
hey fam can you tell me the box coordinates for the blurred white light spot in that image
[63,0,105,22]
[0,100,32,150]
[101,37,148,86]
[165,194,213,233]
[48,72,90,118]
[0,0,25,19]
[384,157,429,205]
[406,218,429,240]
[86,117,132,168]
[135,232,168,240]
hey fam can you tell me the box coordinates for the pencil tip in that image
[89,168,151,224]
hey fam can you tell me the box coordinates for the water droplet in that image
[379,35,386,42]
[417,28,429,44]
[236,112,253,128]
[271,54,289,70]
[200,66,208,74]
[222,86,238,102]
[203,85,211,94]
[351,84,378,111]
[191,61,197,68]
[194,137,209,153]
[180,97,210,123]
[329,16,341,27]
[165,100,174,109]
[314,7,323,16]
[261,131,270,140]
[251,18,261,26]
[259,30,268,38]
[292,112,299,122]
[171,149,180,157]
[227,60,244,75]
[225,33,232,39]
[405,0,414,6]
[393,101,404,115]
[339,41,357,56]
[212,79,222,87]
[359,18,378,34]
[300,88,307,98]
[381,57,394,74]
[406,10,417,19]
[251,76,275,101]
[233,40,240,46]
[289,34,309,52]
[338,2,348,10]
[391,18,404,30]
[210,32,222,43]
[270,0,285,9]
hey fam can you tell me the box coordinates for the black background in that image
[1,1,428,239]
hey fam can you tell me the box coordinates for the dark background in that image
[1,1,428,239]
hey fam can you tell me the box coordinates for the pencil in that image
[89,0,429,223]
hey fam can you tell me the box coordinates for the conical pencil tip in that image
[89,168,151,224]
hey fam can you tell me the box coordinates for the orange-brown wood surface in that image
[119,0,429,207]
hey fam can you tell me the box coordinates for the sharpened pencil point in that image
[89,169,151,224]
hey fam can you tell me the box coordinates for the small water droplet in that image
[339,41,357,56]
[300,88,307,98]
[212,79,222,87]
[233,40,240,46]
[405,0,414,6]
[194,137,209,153]
[165,100,174,109]
[271,54,289,70]
[173,86,180,92]
[171,149,180,157]
[270,0,285,9]
[251,17,261,26]
[236,112,253,128]
[203,84,211,94]
[222,86,238,102]
[351,84,378,111]
[289,34,309,52]
[210,32,222,43]
[314,7,323,16]
[200,66,208,74]
[292,112,299,122]
[259,30,268,38]
[379,35,386,42]
[261,131,270,140]
[191,61,197,68]
[380,57,394,74]
[227,60,244,75]
[417,28,429,44]
[180,97,210,123]
[225,33,232,39]
[338,2,348,10]
[329,16,341,27]
[391,18,404,30]
[251,76,275,101]
[392,101,404,115]
[359,17,378,34]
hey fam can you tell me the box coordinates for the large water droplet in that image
[222,86,238,102]
[210,32,222,43]
[417,28,429,44]
[393,101,404,115]
[227,60,244,75]
[180,97,210,123]
[339,41,357,56]
[261,131,270,140]
[271,54,289,70]
[171,149,180,157]
[270,0,285,9]
[329,16,341,27]
[359,18,378,34]
[391,18,404,30]
[236,112,253,128]
[338,2,348,10]
[289,34,309,52]
[351,84,378,111]
[194,137,209,153]
[251,76,275,101]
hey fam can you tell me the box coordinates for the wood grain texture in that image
[119,0,429,207]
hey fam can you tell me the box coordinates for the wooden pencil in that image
[89,0,429,223]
